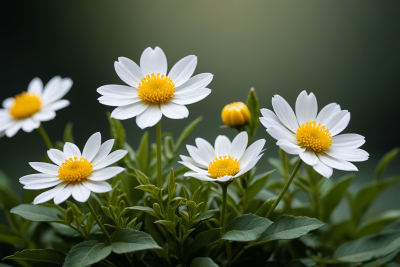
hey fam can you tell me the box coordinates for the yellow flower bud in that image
[221,102,251,127]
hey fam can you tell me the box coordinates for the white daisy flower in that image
[0,76,72,138]
[20,132,128,205]
[260,90,369,179]
[97,46,213,129]
[179,132,265,183]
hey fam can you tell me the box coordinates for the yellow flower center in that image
[296,121,332,153]
[9,92,42,119]
[137,73,175,104]
[208,156,240,178]
[58,157,93,183]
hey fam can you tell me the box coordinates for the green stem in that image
[4,209,19,235]
[156,120,162,189]
[226,241,232,263]
[102,259,118,267]
[220,183,228,236]
[280,149,289,183]
[86,201,111,244]
[229,246,248,266]
[69,224,90,240]
[37,124,53,149]
[266,160,303,218]
[125,253,134,267]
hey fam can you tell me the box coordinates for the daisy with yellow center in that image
[260,90,369,178]
[97,46,213,129]
[0,76,72,137]
[19,132,128,205]
[179,132,265,182]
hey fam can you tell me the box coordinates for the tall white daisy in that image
[260,90,369,178]
[179,132,265,183]
[97,46,213,129]
[0,76,72,138]
[20,132,127,205]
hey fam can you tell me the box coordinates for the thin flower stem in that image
[37,124,53,149]
[219,183,228,236]
[86,200,112,244]
[266,160,303,218]
[4,209,19,235]
[229,245,249,266]
[156,120,162,189]
[69,224,90,240]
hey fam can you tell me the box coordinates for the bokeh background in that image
[1,1,400,216]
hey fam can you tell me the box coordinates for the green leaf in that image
[285,258,317,267]
[11,204,63,222]
[246,87,260,139]
[0,263,13,267]
[186,228,221,256]
[221,214,273,242]
[329,231,400,263]
[164,136,174,160]
[135,184,159,195]
[255,215,324,245]
[63,122,74,143]
[134,169,151,185]
[110,228,162,253]
[174,116,202,152]
[168,168,177,203]
[268,157,284,176]
[0,169,10,188]
[319,174,354,222]
[3,248,66,265]
[356,210,400,237]
[248,170,275,198]
[190,257,218,267]
[64,241,111,267]
[255,197,277,217]
[195,209,219,222]
[107,111,126,149]
[376,148,399,181]
[0,187,20,210]
[126,206,160,220]
[136,131,149,173]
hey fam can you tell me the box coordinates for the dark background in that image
[1,1,400,214]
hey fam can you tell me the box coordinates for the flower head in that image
[260,90,369,178]
[221,102,251,127]
[97,47,213,129]
[179,132,265,183]
[0,76,72,137]
[20,132,128,205]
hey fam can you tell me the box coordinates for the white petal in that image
[266,126,297,144]
[111,102,148,120]
[42,77,72,105]
[97,85,138,97]
[239,139,266,168]
[171,88,211,105]
[20,174,59,185]
[28,77,43,96]
[325,147,369,162]
[72,183,91,202]
[317,153,358,171]
[230,132,248,160]
[91,139,115,166]
[175,73,213,92]
[272,95,298,133]
[54,184,74,204]
[98,96,140,107]
[160,102,189,119]
[82,132,101,162]
[114,57,143,87]
[22,118,40,132]
[168,55,197,87]
[187,173,215,182]
[235,154,263,177]
[180,155,207,168]
[216,175,234,182]
[93,150,128,170]
[5,121,23,137]
[0,116,13,132]
[82,180,112,193]
[48,149,67,166]
[299,149,318,166]
[215,135,231,157]
[316,103,341,125]
[260,108,287,129]
[63,142,82,158]
[33,183,67,205]
[3,97,14,109]
[276,139,305,155]
[195,138,216,164]
[186,145,209,166]
[140,47,167,76]
[88,167,125,181]
[136,105,162,129]
[332,134,365,148]
[313,160,333,178]
[295,91,318,125]
[43,100,70,111]
[32,110,56,121]
[325,111,351,136]
[24,180,62,189]
[29,162,59,175]
[178,161,209,175]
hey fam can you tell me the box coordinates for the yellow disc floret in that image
[58,157,93,183]
[296,121,332,153]
[137,73,175,104]
[208,156,240,178]
[9,92,42,119]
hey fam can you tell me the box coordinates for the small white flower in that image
[0,76,72,137]
[20,132,128,205]
[97,46,213,129]
[260,90,369,178]
[179,132,265,183]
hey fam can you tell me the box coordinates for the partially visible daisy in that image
[260,90,368,178]
[0,76,72,137]
[97,46,213,129]
[179,132,265,183]
[20,132,127,205]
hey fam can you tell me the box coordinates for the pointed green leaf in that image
[246,88,260,139]
[11,204,63,222]
[190,257,218,267]
[195,209,219,222]
[376,148,399,181]
[174,116,202,152]
[3,248,66,265]
[168,168,176,203]
[63,122,74,143]
[64,241,111,267]
[248,170,275,198]
[356,210,400,237]
[137,131,149,173]
[110,228,162,253]
[285,258,317,267]
[125,206,161,219]
[221,214,273,242]
[186,228,221,256]
[134,169,151,185]
[107,111,126,149]
[255,197,277,217]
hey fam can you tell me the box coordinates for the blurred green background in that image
[1,1,400,216]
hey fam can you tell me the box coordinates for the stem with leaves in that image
[37,124,53,149]
[86,200,112,244]
[156,120,162,189]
